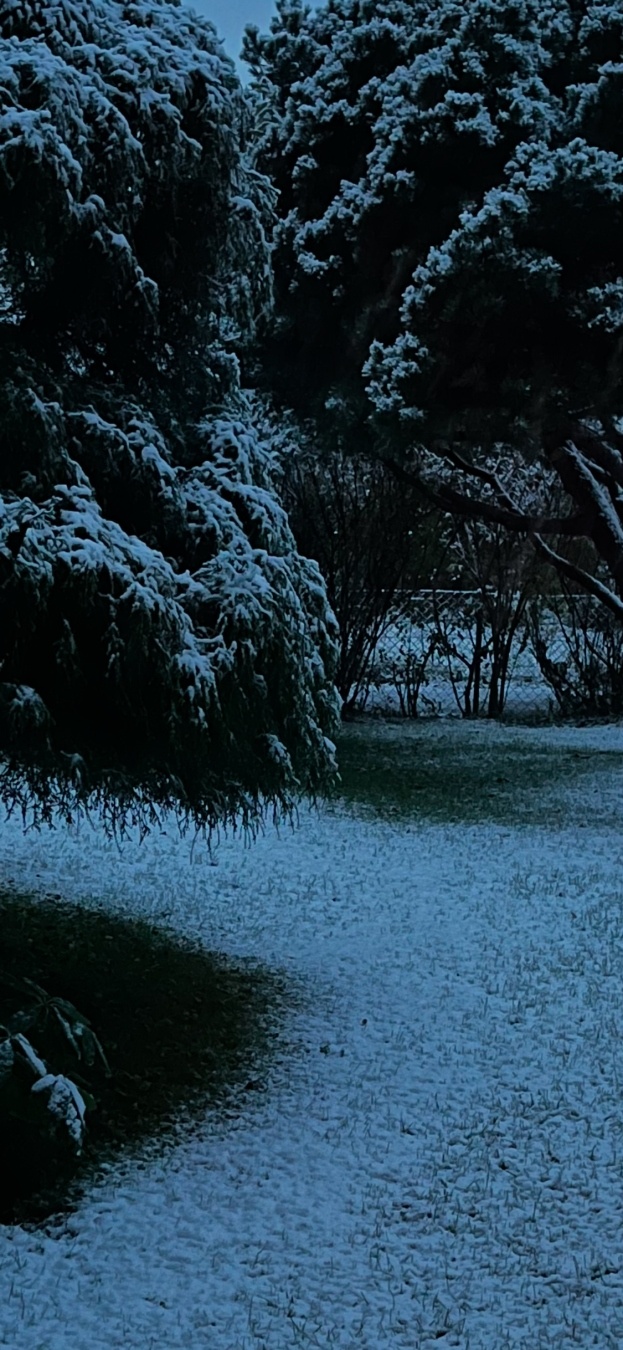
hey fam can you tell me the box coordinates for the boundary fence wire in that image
[357,590,623,721]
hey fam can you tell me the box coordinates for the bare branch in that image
[559,422,623,494]
[384,439,623,618]
[381,455,586,537]
[532,536,623,620]
[553,441,623,592]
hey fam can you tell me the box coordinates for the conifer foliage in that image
[247,0,623,614]
[0,0,339,829]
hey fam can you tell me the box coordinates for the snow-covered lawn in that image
[3,720,623,1349]
[366,616,555,720]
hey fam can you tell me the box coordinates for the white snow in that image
[12,1033,47,1081]
[31,1075,87,1150]
[365,611,554,719]
[2,719,623,1347]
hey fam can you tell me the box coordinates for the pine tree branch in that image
[552,440,623,593]
[531,536,623,620]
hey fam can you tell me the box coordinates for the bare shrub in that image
[282,446,442,712]
[529,586,623,717]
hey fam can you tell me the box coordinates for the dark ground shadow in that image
[331,718,623,826]
[0,892,286,1224]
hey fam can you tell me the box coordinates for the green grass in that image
[0,894,286,1223]
[330,718,623,826]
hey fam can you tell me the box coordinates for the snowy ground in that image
[365,622,555,719]
[364,671,552,718]
[3,720,623,1349]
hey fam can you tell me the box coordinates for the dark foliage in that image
[246,0,623,614]
[0,0,339,829]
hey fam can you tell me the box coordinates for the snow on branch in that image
[0,411,339,831]
[0,0,340,831]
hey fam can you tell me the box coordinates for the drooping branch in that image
[551,440,623,595]
[380,453,587,538]
[383,436,623,619]
[554,421,623,495]
[531,535,623,620]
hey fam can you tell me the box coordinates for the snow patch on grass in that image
[1,722,623,1347]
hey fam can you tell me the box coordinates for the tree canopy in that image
[0,0,339,831]
[245,0,623,615]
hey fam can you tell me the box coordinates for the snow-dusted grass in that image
[334,716,623,826]
[2,719,623,1348]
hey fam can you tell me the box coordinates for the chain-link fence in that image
[355,590,623,720]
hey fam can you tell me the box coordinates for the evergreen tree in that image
[246,0,623,616]
[0,0,339,831]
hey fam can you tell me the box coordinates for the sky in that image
[187,0,320,69]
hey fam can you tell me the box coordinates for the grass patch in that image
[0,892,285,1224]
[331,718,623,825]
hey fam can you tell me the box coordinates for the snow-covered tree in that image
[246,0,623,618]
[0,0,340,830]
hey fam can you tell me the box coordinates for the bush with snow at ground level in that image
[0,970,109,1213]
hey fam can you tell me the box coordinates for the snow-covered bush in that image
[0,971,109,1163]
[0,0,339,830]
